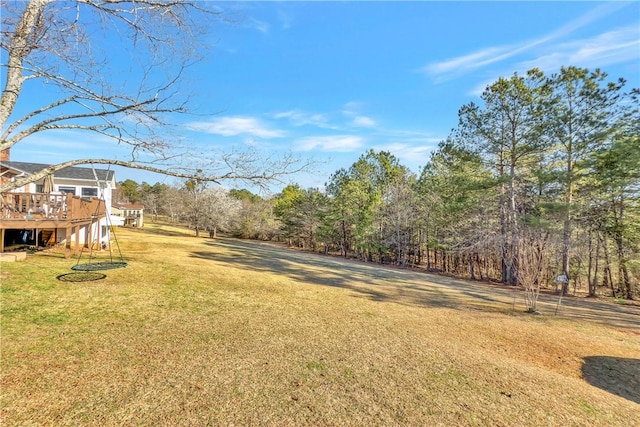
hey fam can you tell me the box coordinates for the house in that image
[111,202,144,228]
[0,153,116,253]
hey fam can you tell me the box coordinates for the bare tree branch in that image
[1,1,308,191]
[0,153,313,193]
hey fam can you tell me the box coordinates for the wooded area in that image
[119,66,639,300]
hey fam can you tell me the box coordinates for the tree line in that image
[118,67,639,301]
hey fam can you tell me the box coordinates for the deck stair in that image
[41,229,55,247]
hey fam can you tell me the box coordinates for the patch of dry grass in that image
[1,224,638,426]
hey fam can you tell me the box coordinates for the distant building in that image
[111,202,144,228]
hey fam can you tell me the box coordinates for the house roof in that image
[0,161,115,182]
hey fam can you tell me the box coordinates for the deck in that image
[0,192,107,253]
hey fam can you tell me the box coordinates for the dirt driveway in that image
[193,238,640,334]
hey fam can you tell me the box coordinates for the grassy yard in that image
[1,223,638,426]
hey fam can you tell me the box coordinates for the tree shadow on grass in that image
[187,238,640,332]
[582,356,640,404]
[189,238,512,313]
[131,227,189,237]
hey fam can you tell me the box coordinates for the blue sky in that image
[8,1,640,192]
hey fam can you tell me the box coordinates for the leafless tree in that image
[182,178,207,237]
[160,184,184,222]
[202,187,241,238]
[1,0,307,192]
[517,227,550,313]
[141,187,162,221]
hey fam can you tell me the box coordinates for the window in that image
[59,187,76,195]
[82,187,98,197]
[36,184,44,193]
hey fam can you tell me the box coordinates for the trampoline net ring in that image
[57,272,107,282]
[71,261,128,271]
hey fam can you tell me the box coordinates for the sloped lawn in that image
[1,224,638,425]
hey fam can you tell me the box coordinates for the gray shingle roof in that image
[0,161,115,181]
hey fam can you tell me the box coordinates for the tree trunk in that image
[499,189,508,283]
[469,253,475,280]
[562,136,573,295]
[591,232,601,297]
[441,249,447,272]
[417,229,423,265]
[508,160,518,286]
[614,198,634,300]
[425,231,431,271]
[477,253,484,281]
[602,235,615,296]
[1,0,52,133]
[587,230,596,297]
[433,247,438,271]
[615,233,633,300]
[341,218,348,258]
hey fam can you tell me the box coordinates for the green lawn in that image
[1,223,638,426]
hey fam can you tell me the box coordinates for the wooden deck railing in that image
[1,192,106,224]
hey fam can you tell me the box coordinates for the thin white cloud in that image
[341,102,377,127]
[249,18,270,34]
[295,135,364,152]
[376,142,438,155]
[277,9,293,30]
[467,23,640,97]
[352,116,376,127]
[186,116,285,138]
[373,142,439,171]
[342,101,362,112]
[273,110,331,128]
[423,2,632,82]
[519,24,640,72]
[424,46,513,79]
[273,103,379,133]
